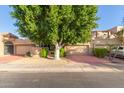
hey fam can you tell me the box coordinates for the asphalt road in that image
[0,72,124,88]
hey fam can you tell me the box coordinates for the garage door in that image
[65,45,89,55]
[16,45,32,55]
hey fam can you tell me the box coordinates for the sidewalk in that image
[0,57,122,73]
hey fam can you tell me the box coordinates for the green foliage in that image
[60,48,66,57]
[39,48,48,58]
[25,51,32,57]
[93,48,108,58]
[10,5,98,46]
[10,5,99,59]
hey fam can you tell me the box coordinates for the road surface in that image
[0,72,124,88]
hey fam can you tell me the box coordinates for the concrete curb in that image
[0,67,123,72]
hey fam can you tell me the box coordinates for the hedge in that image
[93,48,108,58]
[39,48,48,58]
[60,48,66,57]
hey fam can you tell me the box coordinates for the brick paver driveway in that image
[0,55,23,64]
[0,55,124,73]
[66,54,110,65]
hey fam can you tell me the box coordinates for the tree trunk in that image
[54,43,61,60]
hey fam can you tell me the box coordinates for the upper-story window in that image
[102,33,108,39]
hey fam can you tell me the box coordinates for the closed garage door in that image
[65,45,89,55]
[16,45,32,55]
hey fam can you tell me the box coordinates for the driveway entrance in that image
[66,54,109,65]
[0,55,23,64]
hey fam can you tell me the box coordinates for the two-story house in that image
[92,26,123,48]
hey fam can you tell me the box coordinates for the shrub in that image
[93,48,108,58]
[26,51,32,57]
[60,48,66,57]
[39,48,48,58]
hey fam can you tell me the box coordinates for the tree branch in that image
[59,38,63,46]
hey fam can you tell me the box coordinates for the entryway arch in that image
[4,41,14,55]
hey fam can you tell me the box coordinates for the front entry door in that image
[4,44,14,55]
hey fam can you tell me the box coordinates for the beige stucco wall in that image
[0,35,4,56]
[65,43,90,55]
[97,31,108,38]
[93,38,120,45]
[88,36,122,55]
[30,47,41,55]
[117,26,124,32]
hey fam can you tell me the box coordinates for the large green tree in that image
[11,5,98,60]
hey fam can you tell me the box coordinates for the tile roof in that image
[14,39,34,44]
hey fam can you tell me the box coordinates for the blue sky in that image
[97,5,124,30]
[0,6,18,35]
[0,5,124,36]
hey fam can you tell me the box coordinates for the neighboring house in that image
[0,26,123,56]
[66,26,123,55]
[92,26,123,48]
